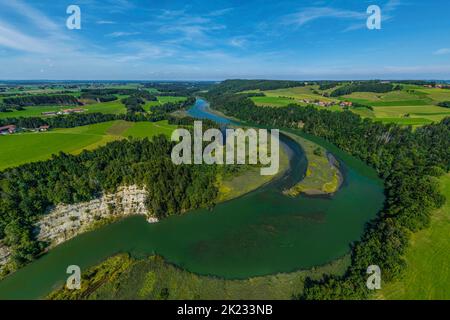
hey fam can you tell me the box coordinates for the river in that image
[0,98,385,299]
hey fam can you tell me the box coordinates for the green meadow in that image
[248,85,450,126]
[143,96,187,112]
[377,173,450,300]
[0,100,127,119]
[0,120,178,171]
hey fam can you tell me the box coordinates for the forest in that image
[2,94,80,107]
[205,92,450,299]
[208,79,306,95]
[0,136,218,274]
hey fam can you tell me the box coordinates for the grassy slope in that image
[0,120,178,170]
[249,85,450,126]
[250,86,337,108]
[377,173,450,300]
[342,89,450,125]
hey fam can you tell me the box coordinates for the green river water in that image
[0,99,385,299]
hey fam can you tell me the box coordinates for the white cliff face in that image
[0,243,10,268]
[0,185,156,269]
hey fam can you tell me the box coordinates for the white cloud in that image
[0,22,50,53]
[284,7,365,27]
[0,0,59,32]
[97,20,116,25]
[229,37,248,48]
[433,48,450,55]
[107,31,141,37]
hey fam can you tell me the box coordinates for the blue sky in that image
[0,0,449,80]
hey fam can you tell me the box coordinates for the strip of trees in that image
[2,94,80,107]
[330,82,401,97]
[206,92,449,299]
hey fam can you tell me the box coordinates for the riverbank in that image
[48,253,350,300]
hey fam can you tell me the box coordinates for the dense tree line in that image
[206,92,449,299]
[318,82,340,90]
[2,94,80,107]
[143,82,213,96]
[208,79,306,95]
[437,101,450,108]
[0,137,218,272]
[330,82,400,97]
[80,88,142,96]
[79,93,118,102]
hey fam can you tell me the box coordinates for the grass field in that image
[0,100,127,119]
[143,96,187,112]
[249,85,450,126]
[250,96,297,107]
[0,120,178,170]
[377,173,450,300]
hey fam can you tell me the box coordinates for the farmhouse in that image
[340,101,353,107]
[59,108,85,115]
[42,111,57,116]
[0,125,16,135]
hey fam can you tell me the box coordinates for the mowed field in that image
[0,100,126,119]
[342,87,450,125]
[249,86,336,108]
[0,120,178,170]
[249,85,450,126]
[377,173,450,300]
[0,96,187,119]
[143,96,187,112]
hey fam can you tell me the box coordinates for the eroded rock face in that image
[0,185,155,269]
[0,243,10,268]
[37,185,149,246]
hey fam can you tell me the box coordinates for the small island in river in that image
[282,132,343,196]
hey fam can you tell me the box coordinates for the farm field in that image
[0,120,178,170]
[341,90,430,104]
[143,96,187,112]
[249,86,336,107]
[0,99,127,119]
[377,173,450,300]
[249,85,450,126]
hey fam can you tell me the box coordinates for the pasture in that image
[0,120,178,170]
[378,173,450,300]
